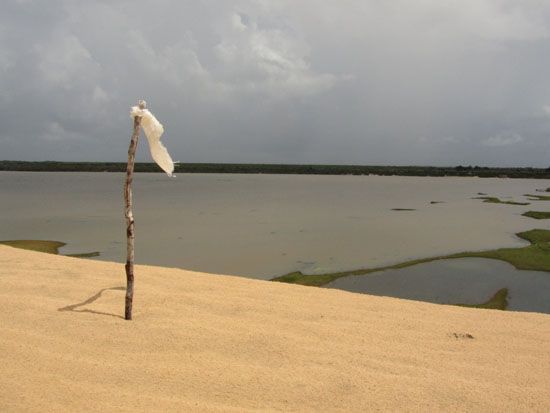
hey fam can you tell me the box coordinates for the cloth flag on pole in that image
[130,104,175,176]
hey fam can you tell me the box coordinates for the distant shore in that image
[2,160,550,178]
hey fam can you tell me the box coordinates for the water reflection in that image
[325,258,550,314]
[1,172,548,279]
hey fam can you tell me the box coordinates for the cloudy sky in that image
[1,0,549,166]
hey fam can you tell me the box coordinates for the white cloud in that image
[442,136,458,143]
[2,0,550,165]
[123,29,225,103]
[41,121,83,142]
[417,135,458,144]
[35,34,98,88]
[482,132,524,147]
[123,9,343,101]
[125,30,207,84]
[213,11,341,99]
[431,1,549,41]
[231,12,248,32]
[91,86,109,104]
[0,48,13,73]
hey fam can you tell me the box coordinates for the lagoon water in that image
[326,258,550,314]
[1,172,549,280]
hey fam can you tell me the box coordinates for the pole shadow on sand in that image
[58,287,126,319]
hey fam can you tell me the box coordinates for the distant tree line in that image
[1,160,550,178]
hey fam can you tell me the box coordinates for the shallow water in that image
[0,172,548,279]
[325,258,550,314]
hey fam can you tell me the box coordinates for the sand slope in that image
[0,245,549,412]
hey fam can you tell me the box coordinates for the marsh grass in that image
[0,240,99,258]
[525,194,550,201]
[0,240,66,254]
[456,288,508,310]
[272,229,550,286]
[473,196,530,205]
[522,211,550,220]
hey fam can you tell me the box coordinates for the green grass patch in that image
[455,288,508,310]
[273,255,457,287]
[473,196,530,205]
[522,211,550,220]
[516,228,550,243]
[525,194,550,201]
[272,229,550,286]
[0,240,100,258]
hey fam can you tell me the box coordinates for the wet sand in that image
[1,245,549,411]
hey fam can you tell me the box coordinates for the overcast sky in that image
[1,0,549,166]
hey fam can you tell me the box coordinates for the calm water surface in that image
[326,258,550,314]
[1,172,548,280]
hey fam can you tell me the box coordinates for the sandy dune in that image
[0,245,549,412]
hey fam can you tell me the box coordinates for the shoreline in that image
[275,229,550,285]
[2,172,548,277]
[3,228,549,313]
[2,162,550,179]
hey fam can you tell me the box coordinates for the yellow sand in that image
[0,245,549,412]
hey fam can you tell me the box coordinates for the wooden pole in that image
[124,100,145,320]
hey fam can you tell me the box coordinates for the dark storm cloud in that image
[1,0,549,166]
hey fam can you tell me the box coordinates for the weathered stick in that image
[124,100,145,320]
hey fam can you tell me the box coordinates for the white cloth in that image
[130,106,174,177]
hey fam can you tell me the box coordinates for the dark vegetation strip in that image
[271,229,550,287]
[2,161,550,178]
[455,288,509,310]
[525,194,550,201]
[473,196,530,205]
[522,211,550,219]
[0,240,100,258]
[0,240,66,254]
